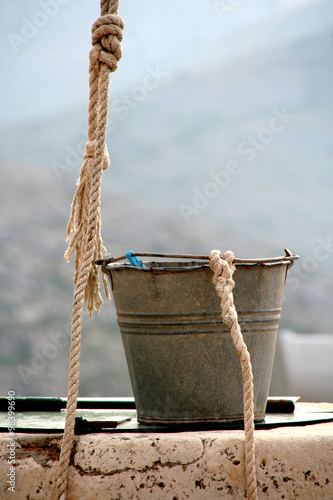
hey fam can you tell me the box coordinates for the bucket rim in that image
[103,261,293,274]
[96,250,299,271]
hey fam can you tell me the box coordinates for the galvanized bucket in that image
[100,251,298,425]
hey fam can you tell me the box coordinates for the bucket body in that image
[105,259,290,424]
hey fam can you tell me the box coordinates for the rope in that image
[55,1,124,498]
[209,250,258,500]
[55,1,256,497]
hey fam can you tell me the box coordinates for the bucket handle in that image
[96,248,299,268]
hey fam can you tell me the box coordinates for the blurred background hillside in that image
[0,0,332,401]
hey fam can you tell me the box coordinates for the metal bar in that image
[0,396,303,414]
[0,397,63,412]
[0,397,136,412]
[75,416,132,434]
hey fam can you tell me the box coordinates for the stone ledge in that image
[1,403,333,499]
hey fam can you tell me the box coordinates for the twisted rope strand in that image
[209,250,258,500]
[55,1,123,498]
[65,11,123,313]
[101,0,119,16]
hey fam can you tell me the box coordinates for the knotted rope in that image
[209,250,258,500]
[55,1,124,498]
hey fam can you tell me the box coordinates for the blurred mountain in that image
[0,1,332,398]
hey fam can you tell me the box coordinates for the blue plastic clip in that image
[126,250,146,268]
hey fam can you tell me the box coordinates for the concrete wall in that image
[1,403,333,499]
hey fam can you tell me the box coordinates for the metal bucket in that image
[101,251,298,425]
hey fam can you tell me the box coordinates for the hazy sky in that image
[0,0,320,126]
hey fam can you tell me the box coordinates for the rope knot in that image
[209,249,222,280]
[222,250,236,271]
[91,14,124,72]
[209,249,235,285]
[84,140,110,170]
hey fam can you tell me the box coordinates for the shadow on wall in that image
[270,330,333,403]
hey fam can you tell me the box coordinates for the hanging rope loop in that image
[91,14,124,72]
[209,249,258,500]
